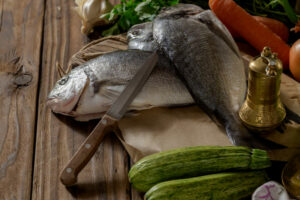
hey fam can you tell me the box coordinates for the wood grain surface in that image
[0,0,145,199]
[0,0,44,199]
[31,0,132,199]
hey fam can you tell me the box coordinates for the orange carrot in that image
[229,16,289,42]
[228,18,289,42]
[209,0,290,69]
[253,16,289,42]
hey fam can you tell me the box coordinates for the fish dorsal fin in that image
[194,10,241,58]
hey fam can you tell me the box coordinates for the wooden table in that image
[0,0,143,199]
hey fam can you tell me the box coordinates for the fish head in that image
[47,68,88,114]
[127,22,153,41]
[127,22,158,51]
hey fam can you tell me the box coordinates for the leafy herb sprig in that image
[236,0,299,26]
[101,0,178,36]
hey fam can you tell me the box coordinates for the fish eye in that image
[132,30,140,36]
[58,76,69,85]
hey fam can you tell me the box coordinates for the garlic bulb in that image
[74,0,113,34]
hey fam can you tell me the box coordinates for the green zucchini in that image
[145,171,268,200]
[129,146,271,192]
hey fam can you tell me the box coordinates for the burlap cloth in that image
[69,35,300,162]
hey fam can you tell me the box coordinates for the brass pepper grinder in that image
[239,47,286,131]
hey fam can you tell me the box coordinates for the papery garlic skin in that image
[74,0,113,34]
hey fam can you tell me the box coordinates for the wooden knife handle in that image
[60,114,117,186]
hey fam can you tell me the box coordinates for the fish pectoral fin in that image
[194,10,241,58]
[94,79,128,99]
[101,87,122,100]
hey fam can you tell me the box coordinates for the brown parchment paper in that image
[116,106,232,163]
[69,36,300,162]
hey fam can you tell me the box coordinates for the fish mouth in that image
[46,95,78,115]
[47,77,90,115]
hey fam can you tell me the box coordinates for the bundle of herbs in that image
[100,0,179,36]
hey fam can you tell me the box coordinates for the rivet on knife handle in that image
[60,114,117,186]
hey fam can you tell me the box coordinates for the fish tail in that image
[284,106,300,124]
[225,122,285,150]
[276,106,300,133]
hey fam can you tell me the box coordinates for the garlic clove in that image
[74,0,113,34]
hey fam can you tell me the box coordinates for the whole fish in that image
[152,5,278,149]
[47,50,194,121]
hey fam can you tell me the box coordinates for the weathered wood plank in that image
[32,0,130,199]
[0,0,3,32]
[0,0,44,199]
[131,188,143,200]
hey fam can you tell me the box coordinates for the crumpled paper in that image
[116,106,232,162]
[68,36,300,163]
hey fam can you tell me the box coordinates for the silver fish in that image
[152,5,279,149]
[47,50,194,121]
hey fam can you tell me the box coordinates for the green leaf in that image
[278,0,298,24]
[101,0,179,36]
[135,0,160,21]
[102,23,121,37]
[108,10,118,21]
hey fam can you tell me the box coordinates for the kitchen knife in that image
[60,52,158,186]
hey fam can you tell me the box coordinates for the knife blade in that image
[60,51,158,186]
